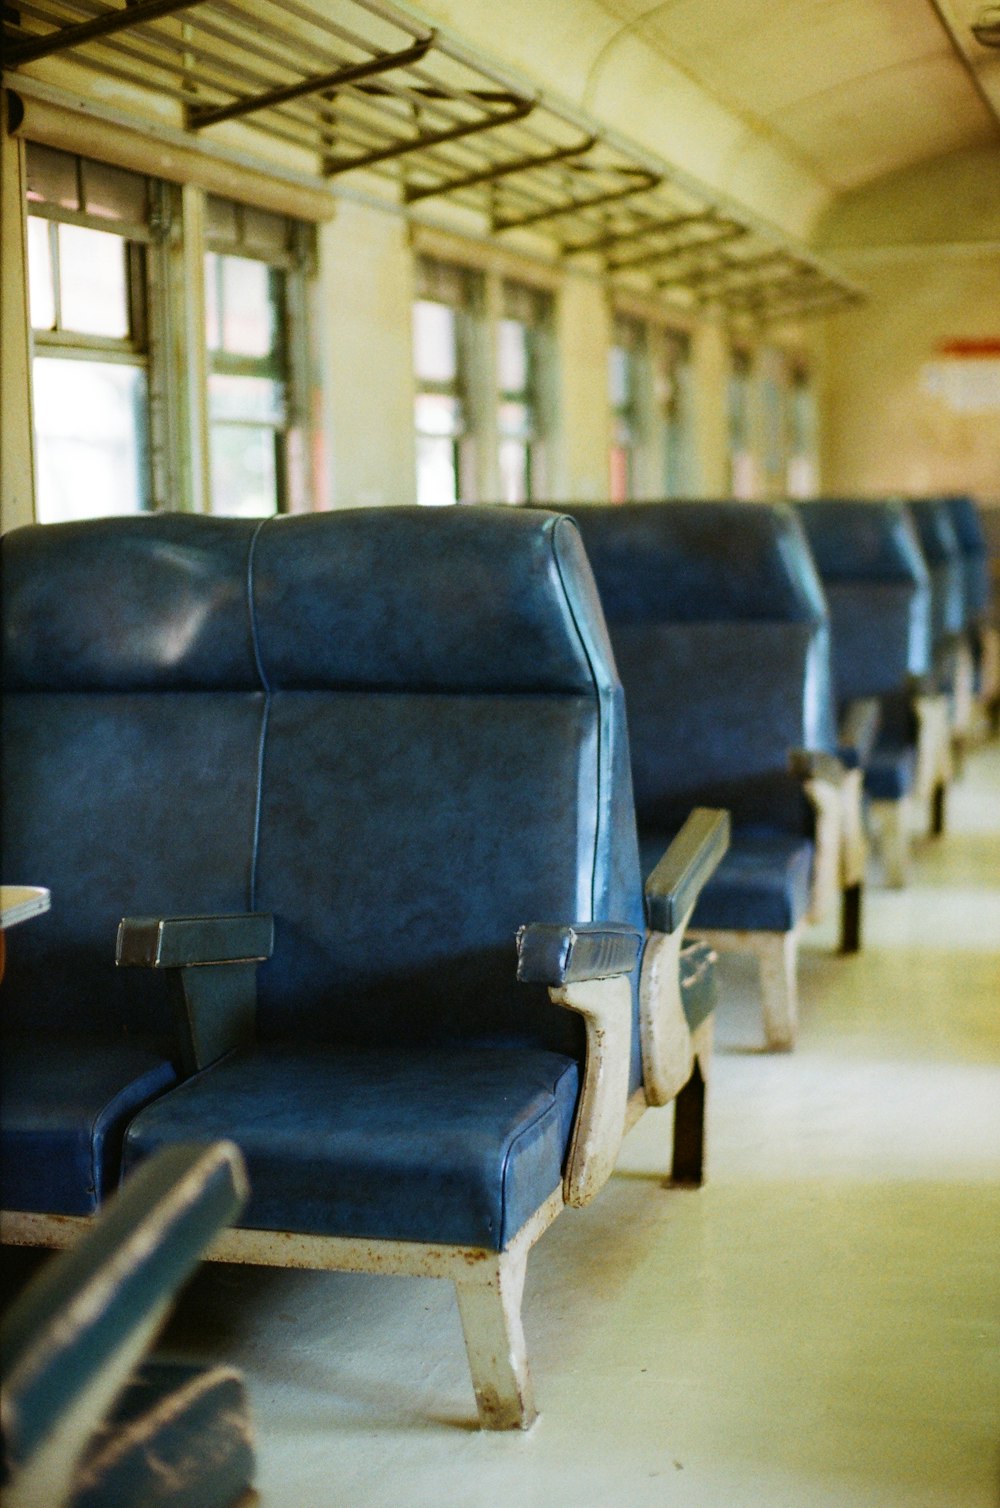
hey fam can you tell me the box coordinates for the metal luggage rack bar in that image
[2,0,864,320]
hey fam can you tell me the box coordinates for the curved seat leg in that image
[931,780,946,837]
[756,930,799,1051]
[670,1016,713,1186]
[455,1243,536,1431]
[840,881,863,954]
[872,797,911,888]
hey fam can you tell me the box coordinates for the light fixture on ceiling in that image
[971,4,1000,45]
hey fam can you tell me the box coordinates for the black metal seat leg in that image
[931,781,947,836]
[840,881,863,954]
[670,1058,706,1187]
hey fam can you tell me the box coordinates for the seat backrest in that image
[248,509,643,1078]
[906,498,965,649]
[1,517,265,1044]
[793,499,932,702]
[2,509,644,1082]
[571,501,832,835]
[941,494,991,625]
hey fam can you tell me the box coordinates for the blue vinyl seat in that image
[907,497,970,811]
[794,498,941,884]
[2,508,727,1431]
[1,518,270,1215]
[571,500,853,1050]
[941,493,999,733]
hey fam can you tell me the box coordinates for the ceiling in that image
[3,0,997,320]
[586,0,1000,195]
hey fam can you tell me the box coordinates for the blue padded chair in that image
[2,508,727,1431]
[941,494,999,737]
[907,497,970,795]
[0,518,272,1220]
[2,1142,254,1508]
[571,500,854,1050]
[794,498,942,886]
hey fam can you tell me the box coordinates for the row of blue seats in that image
[0,493,993,1503]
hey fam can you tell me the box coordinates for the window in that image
[609,315,645,503]
[786,365,817,498]
[651,328,692,498]
[25,145,163,523]
[496,281,551,504]
[413,257,477,506]
[729,347,756,499]
[23,145,315,523]
[204,196,312,517]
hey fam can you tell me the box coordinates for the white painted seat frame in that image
[690,770,860,1051]
[869,689,953,888]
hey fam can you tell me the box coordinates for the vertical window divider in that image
[177,181,212,513]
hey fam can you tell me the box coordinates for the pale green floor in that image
[160,744,1000,1508]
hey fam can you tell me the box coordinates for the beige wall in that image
[552,277,613,501]
[819,250,1000,503]
[816,149,1000,505]
[320,200,417,509]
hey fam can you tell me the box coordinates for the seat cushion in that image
[0,1038,177,1215]
[123,1044,580,1251]
[864,742,917,801]
[641,829,814,934]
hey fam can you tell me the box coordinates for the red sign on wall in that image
[937,339,1000,359]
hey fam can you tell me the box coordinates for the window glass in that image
[209,425,279,518]
[33,359,148,522]
[652,328,692,496]
[27,218,55,330]
[609,316,644,502]
[26,147,153,523]
[786,366,817,497]
[57,223,130,338]
[209,374,285,424]
[496,282,550,504]
[203,224,298,516]
[498,438,529,504]
[498,319,529,393]
[413,300,459,384]
[498,399,531,438]
[412,259,473,505]
[205,253,277,359]
[729,348,756,499]
[416,435,459,507]
[608,345,631,409]
[24,148,314,523]
[415,392,463,437]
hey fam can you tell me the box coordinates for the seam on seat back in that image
[550,515,602,920]
[247,519,271,912]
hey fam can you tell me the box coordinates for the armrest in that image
[516,921,637,1210]
[644,807,730,934]
[515,922,641,985]
[116,913,274,1075]
[906,671,938,698]
[0,1142,248,1508]
[788,748,848,786]
[837,697,880,768]
[117,913,274,968]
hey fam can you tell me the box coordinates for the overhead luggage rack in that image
[2,0,864,321]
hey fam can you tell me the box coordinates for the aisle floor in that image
[25,744,999,1507]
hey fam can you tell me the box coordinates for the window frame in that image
[22,142,317,524]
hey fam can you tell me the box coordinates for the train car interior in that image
[1,1,998,1504]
